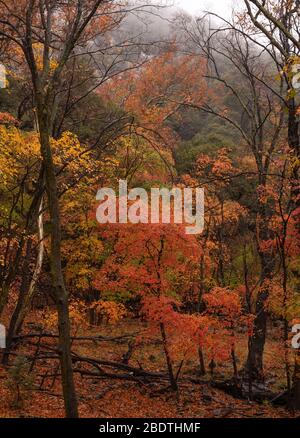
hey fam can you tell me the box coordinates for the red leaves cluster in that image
[0,112,19,126]
[93,221,201,300]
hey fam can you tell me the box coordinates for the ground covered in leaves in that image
[0,318,296,418]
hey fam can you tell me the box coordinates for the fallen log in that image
[212,378,280,403]
[13,332,138,343]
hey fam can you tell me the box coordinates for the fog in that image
[178,0,234,17]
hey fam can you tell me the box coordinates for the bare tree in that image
[243,0,300,410]
[178,13,286,381]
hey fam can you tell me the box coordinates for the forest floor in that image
[0,317,296,418]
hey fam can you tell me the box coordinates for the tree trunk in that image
[287,99,300,156]
[246,201,275,380]
[37,104,78,418]
[198,347,206,376]
[0,283,10,319]
[160,323,178,391]
[0,239,25,318]
[14,198,44,335]
[246,287,268,380]
[2,199,45,365]
[2,239,33,365]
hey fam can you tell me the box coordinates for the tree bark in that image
[160,323,178,391]
[246,287,268,380]
[2,198,45,366]
[14,198,44,335]
[2,239,33,365]
[246,202,275,380]
[37,103,78,418]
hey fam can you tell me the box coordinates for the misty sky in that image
[177,0,242,18]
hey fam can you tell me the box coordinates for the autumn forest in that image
[0,0,300,424]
